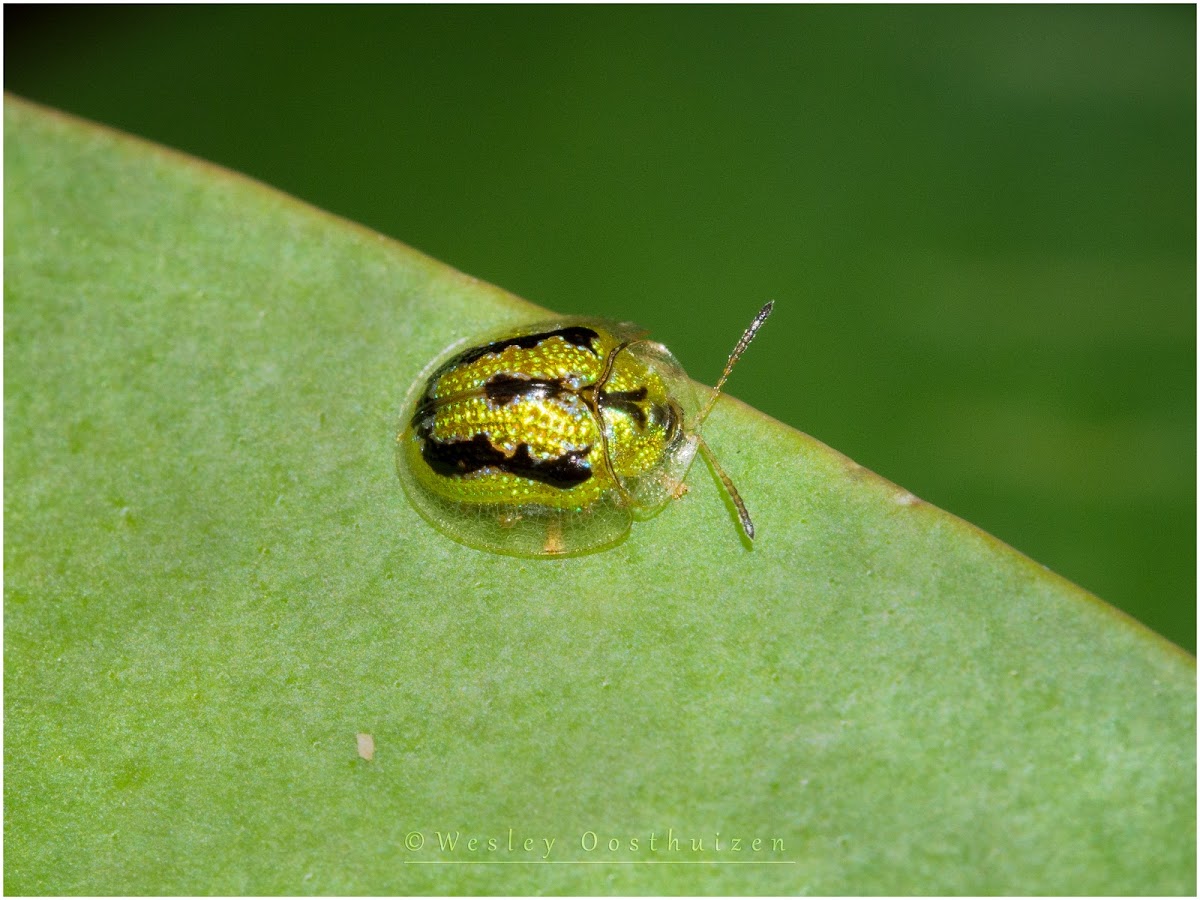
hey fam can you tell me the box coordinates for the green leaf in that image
[5,95,1194,895]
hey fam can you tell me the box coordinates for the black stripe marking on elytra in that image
[420,432,593,489]
[484,374,570,407]
[453,326,601,368]
[413,328,600,424]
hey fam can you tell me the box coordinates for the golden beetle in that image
[396,302,773,556]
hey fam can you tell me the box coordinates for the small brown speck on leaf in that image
[357,733,375,761]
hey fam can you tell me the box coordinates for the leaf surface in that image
[5,96,1194,895]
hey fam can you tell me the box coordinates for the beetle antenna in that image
[697,435,756,540]
[696,301,774,428]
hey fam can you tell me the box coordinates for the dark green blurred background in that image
[6,6,1195,650]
